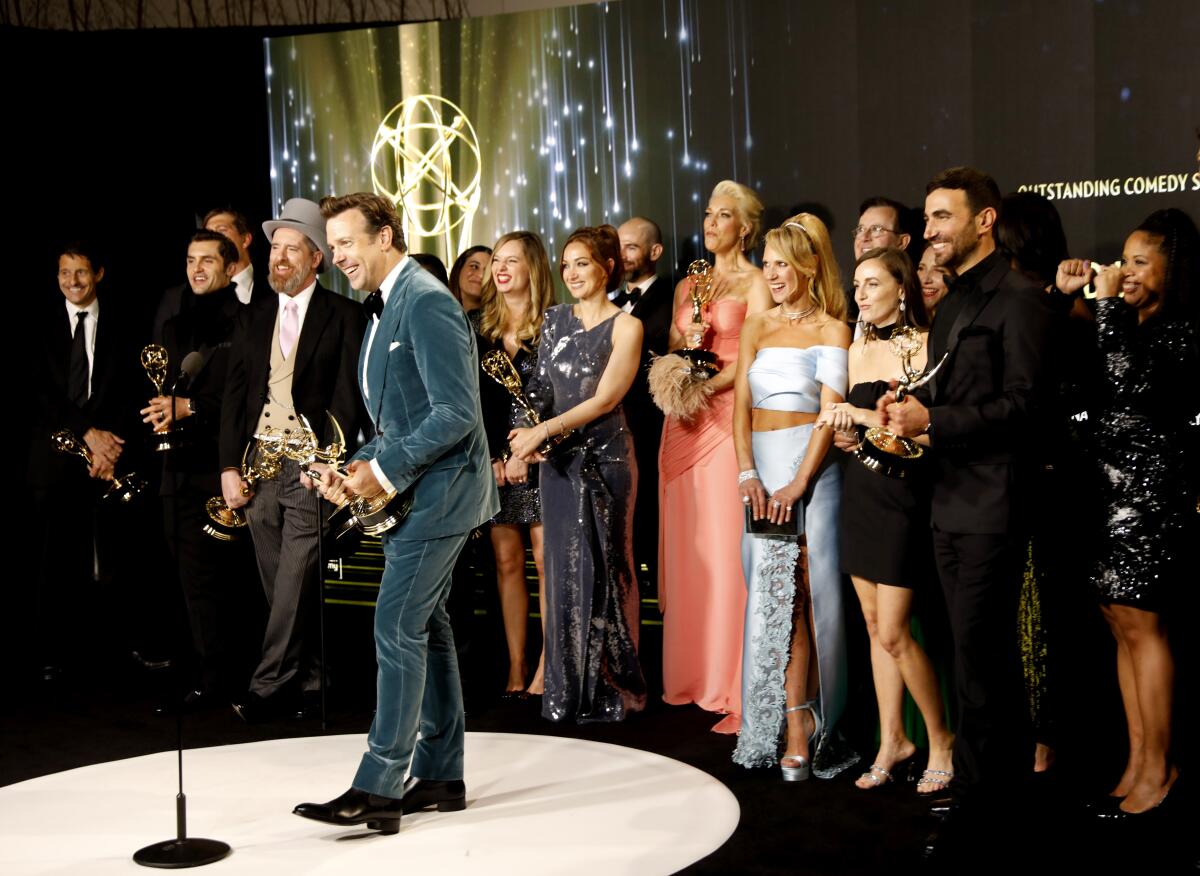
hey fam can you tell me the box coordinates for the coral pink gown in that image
[658,298,748,732]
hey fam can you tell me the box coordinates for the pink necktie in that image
[280,300,299,359]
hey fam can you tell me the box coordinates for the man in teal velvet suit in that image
[294,193,498,835]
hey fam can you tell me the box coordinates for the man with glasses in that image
[846,197,915,322]
[852,196,913,261]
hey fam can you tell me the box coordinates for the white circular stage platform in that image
[1,732,739,874]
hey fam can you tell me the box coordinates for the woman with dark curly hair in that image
[1057,207,1199,818]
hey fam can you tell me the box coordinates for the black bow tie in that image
[613,287,641,309]
[363,289,383,320]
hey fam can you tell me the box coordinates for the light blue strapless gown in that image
[732,346,859,778]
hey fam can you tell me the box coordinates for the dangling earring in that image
[739,233,747,253]
[898,295,906,313]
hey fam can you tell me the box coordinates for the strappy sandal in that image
[856,764,894,789]
[916,768,953,794]
[780,700,820,782]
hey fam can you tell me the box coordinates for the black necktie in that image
[363,289,384,320]
[68,310,89,405]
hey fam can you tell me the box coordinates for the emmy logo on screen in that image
[140,344,181,453]
[203,430,287,541]
[50,430,145,503]
[370,94,482,260]
[854,326,948,478]
[480,350,572,456]
[292,412,414,539]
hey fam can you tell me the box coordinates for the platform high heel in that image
[780,700,820,782]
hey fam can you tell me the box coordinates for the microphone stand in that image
[134,368,230,868]
[315,484,328,732]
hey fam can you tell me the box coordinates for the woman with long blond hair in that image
[473,231,556,697]
[659,180,772,732]
[732,214,858,781]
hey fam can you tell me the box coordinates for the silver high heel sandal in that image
[780,700,820,782]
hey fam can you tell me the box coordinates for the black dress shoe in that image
[232,691,290,724]
[920,803,973,864]
[400,776,467,814]
[294,788,404,834]
[927,795,955,819]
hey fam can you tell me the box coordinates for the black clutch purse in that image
[744,503,804,539]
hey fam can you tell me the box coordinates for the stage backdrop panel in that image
[264,0,1199,296]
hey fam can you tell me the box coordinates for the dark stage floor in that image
[3,605,1195,876]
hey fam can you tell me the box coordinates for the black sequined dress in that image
[472,311,542,526]
[525,304,646,722]
[1092,298,1198,610]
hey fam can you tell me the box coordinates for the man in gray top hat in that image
[220,197,369,722]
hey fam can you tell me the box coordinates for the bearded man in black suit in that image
[877,167,1056,857]
[615,216,674,592]
[220,198,368,722]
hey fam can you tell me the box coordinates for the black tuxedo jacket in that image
[624,274,675,433]
[918,254,1055,534]
[630,275,675,360]
[28,293,143,490]
[220,282,369,472]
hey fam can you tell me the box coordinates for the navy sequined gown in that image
[1092,298,1198,609]
[525,304,646,722]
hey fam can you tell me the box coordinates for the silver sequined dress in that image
[1092,298,1198,609]
[525,304,646,722]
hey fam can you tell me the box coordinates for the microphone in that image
[172,351,204,392]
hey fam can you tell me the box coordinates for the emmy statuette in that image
[141,344,186,453]
[50,430,146,503]
[853,326,948,478]
[480,349,572,456]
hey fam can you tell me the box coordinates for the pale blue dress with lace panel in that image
[731,345,859,777]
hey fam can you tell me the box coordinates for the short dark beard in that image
[624,263,654,284]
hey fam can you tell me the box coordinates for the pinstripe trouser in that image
[245,458,322,696]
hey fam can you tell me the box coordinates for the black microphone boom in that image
[172,351,205,393]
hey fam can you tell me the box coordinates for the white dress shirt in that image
[362,256,409,494]
[232,263,255,305]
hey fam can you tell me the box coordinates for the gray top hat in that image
[262,198,332,272]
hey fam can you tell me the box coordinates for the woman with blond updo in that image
[659,180,772,732]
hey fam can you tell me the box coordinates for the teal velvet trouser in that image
[353,530,469,798]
